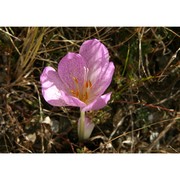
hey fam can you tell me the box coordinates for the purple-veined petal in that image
[91,62,115,98]
[79,39,110,84]
[40,66,86,107]
[81,92,112,112]
[80,39,109,65]
[58,52,87,91]
[78,117,95,140]
[40,66,67,106]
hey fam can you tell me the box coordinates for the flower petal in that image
[81,92,112,111]
[40,66,86,107]
[58,52,87,91]
[78,117,95,140]
[91,62,115,98]
[40,66,67,106]
[63,95,86,108]
[79,39,110,84]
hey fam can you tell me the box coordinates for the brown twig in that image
[146,113,179,153]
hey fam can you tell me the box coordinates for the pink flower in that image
[41,39,115,140]
[40,39,115,112]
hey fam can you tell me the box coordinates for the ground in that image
[0,27,179,153]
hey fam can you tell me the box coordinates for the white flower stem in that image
[78,110,85,141]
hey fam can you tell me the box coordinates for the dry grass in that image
[0,27,179,153]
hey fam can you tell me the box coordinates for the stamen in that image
[70,75,92,103]
[84,91,88,101]
[85,80,92,89]
[70,90,75,95]
[75,90,79,97]
[88,80,92,88]
[85,81,89,88]
[72,77,78,84]
[70,89,79,98]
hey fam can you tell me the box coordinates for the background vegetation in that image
[0,27,179,153]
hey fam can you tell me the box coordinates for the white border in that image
[0,0,179,26]
[0,154,179,180]
[0,1,179,179]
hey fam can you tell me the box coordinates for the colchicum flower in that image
[40,39,115,141]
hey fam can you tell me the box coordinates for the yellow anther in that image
[85,80,92,89]
[72,77,78,84]
[75,90,79,97]
[88,80,92,88]
[70,89,75,95]
[70,77,92,103]
[85,81,89,88]
[70,89,79,98]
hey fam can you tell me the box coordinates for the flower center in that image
[70,76,92,103]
